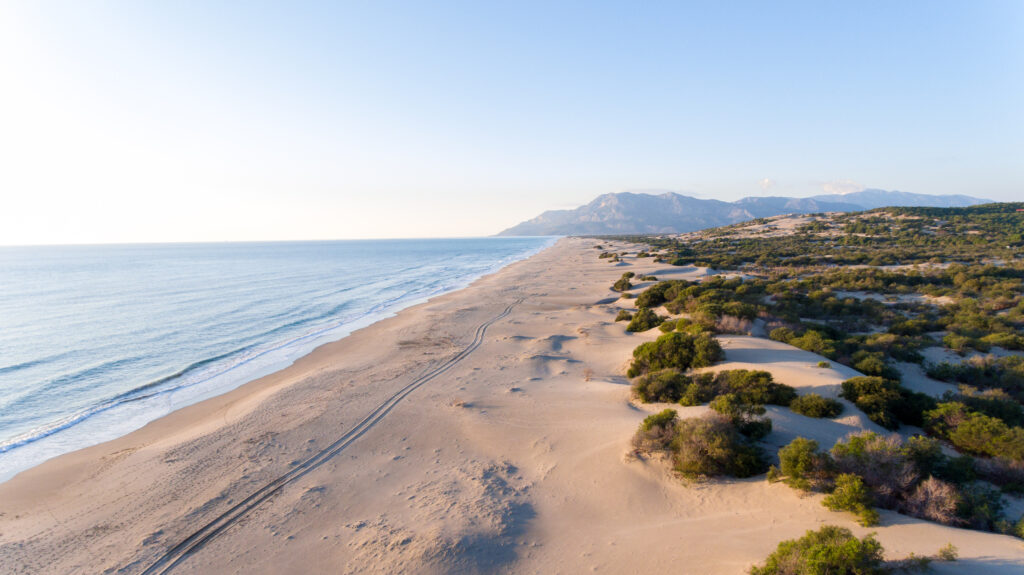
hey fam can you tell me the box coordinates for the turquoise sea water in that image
[0,237,555,481]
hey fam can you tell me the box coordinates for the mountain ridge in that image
[497,189,991,236]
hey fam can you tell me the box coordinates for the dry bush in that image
[901,477,963,526]
[974,457,1024,492]
[831,432,919,508]
[714,315,753,335]
[632,409,677,453]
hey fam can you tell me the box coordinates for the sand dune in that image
[1,238,1022,574]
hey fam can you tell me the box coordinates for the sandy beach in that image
[2,237,1023,574]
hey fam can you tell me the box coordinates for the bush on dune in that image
[709,393,773,440]
[839,376,935,430]
[672,414,769,479]
[626,307,664,332]
[627,332,723,377]
[822,473,880,526]
[632,408,678,452]
[767,437,832,491]
[713,369,797,406]
[830,432,918,509]
[749,526,885,575]
[631,368,689,403]
[790,393,843,418]
[615,309,633,322]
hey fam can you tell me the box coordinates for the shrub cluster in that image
[634,410,769,479]
[612,271,634,292]
[839,376,936,430]
[709,393,772,440]
[927,355,1024,402]
[751,527,883,575]
[626,307,664,332]
[769,432,1024,533]
[631,368,795,409]
[924,400,1024,461]
[680,369,797,407]
[627,332,723,377]
[750,525,958,575]
[822,473,880,526]
[789,393,843,418]
[614,309,633,322]
[672,414,769,478]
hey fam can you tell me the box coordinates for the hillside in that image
[498,190,990,236]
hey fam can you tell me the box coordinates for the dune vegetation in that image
[608,203,1024,544]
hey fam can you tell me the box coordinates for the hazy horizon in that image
[2,1,1021,246]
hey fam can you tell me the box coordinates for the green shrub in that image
[818,361,832,368]
[613,277,633,292]
[626,307,664,332]
[937,543,958,561]
[672,415,769,479]
[957,387,1024,427]
[678,373,717,406]
[790,393,843,418]
[709,393,772,440]
[749,526,885,575]
[770,437,831,491]
[852,350,899,380]
[635,281,675,308]
[840,376,902,430]
[714,369,797,406]
[627,332,723,377]
[673,370,795,408]
[891,389,937,428]
[614,309,633,322]
[823,473,880,526]
[957,483,1005,531]
[788,329,838,358]
[658,318,679,333]
[633,409,678,452]
[925,402,1024,460]
[830,432,918,508]
[632,368,689,403]
[621,271,635,279]
[641,408,677,432]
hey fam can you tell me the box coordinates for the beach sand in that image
[2,237,1023,574]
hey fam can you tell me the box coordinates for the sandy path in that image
[1,238,1022,574]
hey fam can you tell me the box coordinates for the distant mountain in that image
[497,190,991,236]
[809,189,990,209]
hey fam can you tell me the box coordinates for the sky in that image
[1,1,1021,245]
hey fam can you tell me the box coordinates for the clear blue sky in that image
[1,1,1021,244]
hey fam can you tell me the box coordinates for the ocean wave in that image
[0,237,558,472]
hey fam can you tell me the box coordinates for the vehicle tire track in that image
[139,299,522,575]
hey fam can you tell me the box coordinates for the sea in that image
[0,237,556,482]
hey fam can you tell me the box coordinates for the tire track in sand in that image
[139,299,522,575]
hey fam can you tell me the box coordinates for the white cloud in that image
[822,179,865,195]
[758,178,776,191]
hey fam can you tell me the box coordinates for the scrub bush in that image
[749,526,884,575]
[626,307,664,332]
[790,393,843,418]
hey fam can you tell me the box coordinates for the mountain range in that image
[497,189,991,236]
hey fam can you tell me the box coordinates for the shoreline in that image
[0,237,557,484]
[2,237,1023,574]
